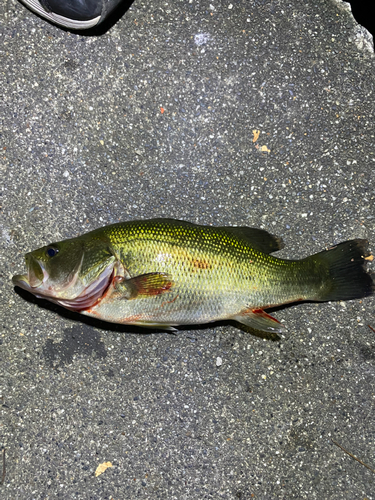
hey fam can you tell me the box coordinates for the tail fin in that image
[312,239,374,302]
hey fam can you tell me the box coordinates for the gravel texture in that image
[1,0,375,498]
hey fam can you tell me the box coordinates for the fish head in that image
[12,235,117,311]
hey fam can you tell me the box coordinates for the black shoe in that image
[19,0,125,29]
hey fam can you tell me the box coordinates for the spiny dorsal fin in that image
[143,218,284,254]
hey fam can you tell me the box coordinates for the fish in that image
[12,218,374,333]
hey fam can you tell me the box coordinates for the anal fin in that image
[233,308,285,333]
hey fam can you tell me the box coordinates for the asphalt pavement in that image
[1,0,375,498]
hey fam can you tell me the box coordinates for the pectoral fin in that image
[114,272,174,299]
[233,308,285,333]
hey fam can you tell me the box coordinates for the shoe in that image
[19,0,125,29]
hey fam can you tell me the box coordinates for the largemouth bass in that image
[12,219,374,333]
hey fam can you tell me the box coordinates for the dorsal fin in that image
[219,226,284,254]
[139,219,284,254]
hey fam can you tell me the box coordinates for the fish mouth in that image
[12,262,114,312]
[12,273,32,289]
[12,254,46,291]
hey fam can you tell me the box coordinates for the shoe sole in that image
[19,0,101,29]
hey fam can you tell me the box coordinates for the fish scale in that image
[12,218,374,333]
[100,223,250,324]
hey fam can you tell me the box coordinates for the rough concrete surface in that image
[1,0,375,498]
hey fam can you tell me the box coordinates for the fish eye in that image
[46,247,59,258]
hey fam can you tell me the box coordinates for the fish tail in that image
[310,239,374,302]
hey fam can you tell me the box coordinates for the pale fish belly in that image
[82,284,246,327]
